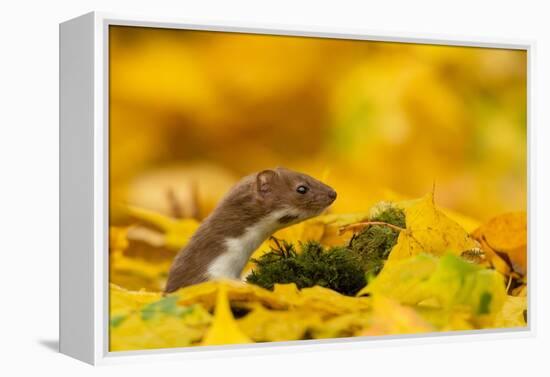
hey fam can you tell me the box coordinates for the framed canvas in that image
[59,12,534,365]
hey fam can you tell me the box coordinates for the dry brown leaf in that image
[201,285,252,346]
[494,295,527,328]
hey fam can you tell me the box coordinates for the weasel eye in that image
[296,185,309,194]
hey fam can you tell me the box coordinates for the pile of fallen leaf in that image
[109,192,527,351]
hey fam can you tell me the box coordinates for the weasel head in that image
[255,167,337,226]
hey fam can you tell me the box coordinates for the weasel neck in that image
[206,208,292,280]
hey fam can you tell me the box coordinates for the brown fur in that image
[164,167,336,293]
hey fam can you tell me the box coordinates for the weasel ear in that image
[256,169,278,195]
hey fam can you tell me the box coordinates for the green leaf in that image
[360,254,506,324]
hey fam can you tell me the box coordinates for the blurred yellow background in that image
[109,26,526,224]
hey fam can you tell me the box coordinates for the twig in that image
[339,221,406,235]
[506,274,513,293]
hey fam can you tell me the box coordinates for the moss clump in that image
[370,203,406,228]
[349,205,406,276]
[247,204,406,296]
[246,240,366,296]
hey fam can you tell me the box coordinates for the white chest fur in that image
[207,209,296,280]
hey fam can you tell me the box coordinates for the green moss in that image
[349,226,396,276]
[246,240,366,296]
[246,203,406,295]
[349,204,406,276]
[370,204,406,229]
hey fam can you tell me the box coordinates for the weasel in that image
[164,167,337,293]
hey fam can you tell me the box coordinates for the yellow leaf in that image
[415,306,475,331]
[110,250,171,291]
[110,314,203,351]
[296,285,371,317]
[317,212,370,246]
[110,303,213,351]
[472,212,527,276]
[201,284,252,346]
[238,306,322,342]
[171,280,373,327]
[175,280,290,311]
[310,312,371,339]
[110,283,162,316]
[271,283,371,317]
[388,192,480,262]
[109,285,212,351]
[494,295,527,328]
[271,282,301,303]
[471,231,512,276]
[126,205,200,250]
[360,296,433,336]
[275,218,325,245]
[357,253,437,300]
[174,281,370,318]
[110,226,129,252]
[511,284,527,297]
[361,254,507,327]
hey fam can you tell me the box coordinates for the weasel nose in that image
[328,190,337,200]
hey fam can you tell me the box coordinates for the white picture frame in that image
[59,11,535,365]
